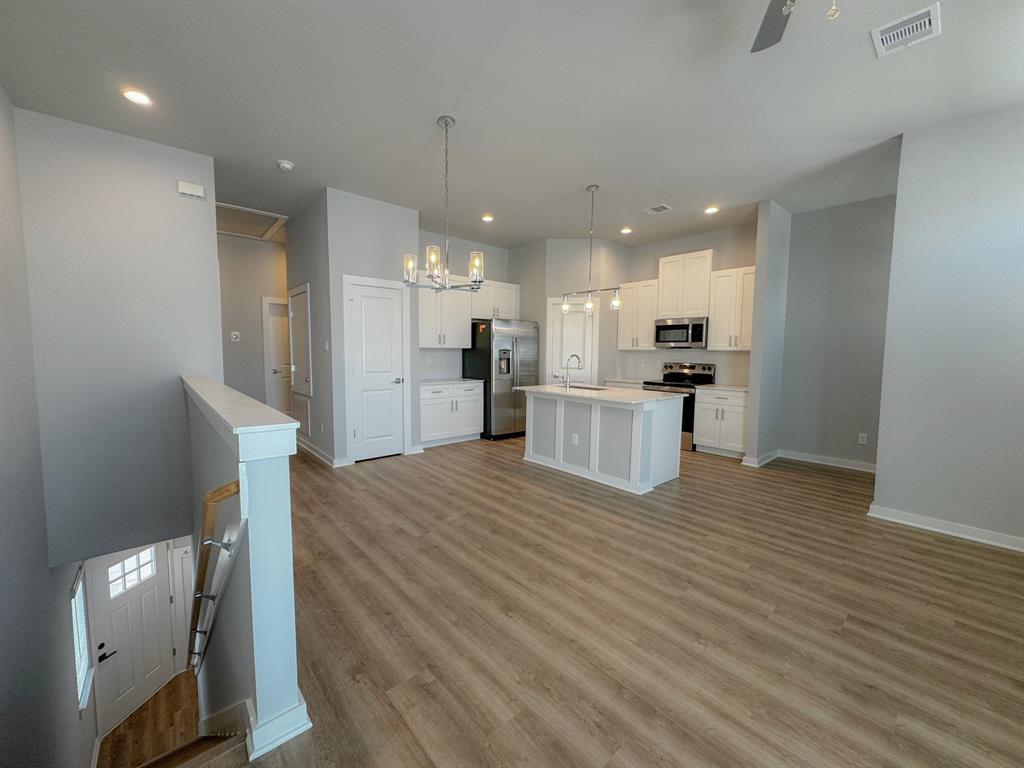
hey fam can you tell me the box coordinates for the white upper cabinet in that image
[656,249,713,319]
[616,280,657,351]
[708,266,755,351]
[418,272,473,348]
[471,280,519,320]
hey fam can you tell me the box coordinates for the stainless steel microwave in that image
[654,317,708,348]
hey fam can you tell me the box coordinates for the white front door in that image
[86,542,174,735]
[347,281,405,460]
[263,298,291,414]
[547,298,598,385]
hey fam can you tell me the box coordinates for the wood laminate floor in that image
[255,438,1023,768]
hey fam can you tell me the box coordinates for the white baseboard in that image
[776,449,875,474]
[868,503,1024,552]
[405,445,424,455]
[248,695,313,760]
[741,449,778,468]
[296,436,351,469]
[422,434,480,449]
[695,445,744,460]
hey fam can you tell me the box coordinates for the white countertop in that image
[420,377,484,385]
[695,384,749,392]
[514,384,687,404]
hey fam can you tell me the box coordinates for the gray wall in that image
[779,195,895,465]
[746,200,792,462]
[0,85,98,768]
[15,109,223,566]
[218,234,287,403]
[873,102,1024,539]
[284,191,334,458]
[326,187,420,459]
[418,229,509,281]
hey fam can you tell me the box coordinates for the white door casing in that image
[261,297,291,414]
[168,543,194,674]
[86,541,175,735]
[288,283,313,396]
[344,276,412,461]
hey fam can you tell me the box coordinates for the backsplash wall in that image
[613,350,751,386]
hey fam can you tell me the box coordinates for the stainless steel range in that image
[642,362,715,451]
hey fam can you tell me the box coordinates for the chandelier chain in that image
[443,118,450,268]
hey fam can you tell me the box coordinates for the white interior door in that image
[168,543,194,674]
[262,298,291,414]
[86,541,174,735]
[288,284,312,396]
[347,280,405,460]
[547,299,598,385]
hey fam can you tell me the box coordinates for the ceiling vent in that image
[216,203,287,242]
[871,2,942,58]
[643,204,674,216]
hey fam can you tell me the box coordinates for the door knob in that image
[272,369,279,374]
[392,377,404,384]
[98,650,118,663]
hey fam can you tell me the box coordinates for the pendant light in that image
[402,115,484,292]
[560,184,622,314]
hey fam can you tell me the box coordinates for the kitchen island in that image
[513,385,686,494]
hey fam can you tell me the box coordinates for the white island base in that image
[515,385,686,495]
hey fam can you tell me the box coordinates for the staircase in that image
[96,671,247,768]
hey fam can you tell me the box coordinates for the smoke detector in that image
[642,204,674,216]
[276,159,295,172]
[871,2,942,58]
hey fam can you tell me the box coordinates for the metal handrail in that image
[187,480,239,669]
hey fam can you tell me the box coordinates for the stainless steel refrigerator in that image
[462,319,539,438]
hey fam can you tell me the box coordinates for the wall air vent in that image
[216,203,287,242]
[871,2,942,58]
[643,204,674,216]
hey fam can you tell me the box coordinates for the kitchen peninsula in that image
[514,385,686,494]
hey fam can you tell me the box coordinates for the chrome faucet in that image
[564,354,583,391]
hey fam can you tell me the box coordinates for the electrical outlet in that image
[858,433,868,445]
[320,423,325,434]
[571,432,580,446]
[323,339,330,352]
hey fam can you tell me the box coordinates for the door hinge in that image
[353,429,357,438]
[172,647,177,657]
[169,595,174,604]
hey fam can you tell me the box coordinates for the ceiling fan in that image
[751,0,840,52]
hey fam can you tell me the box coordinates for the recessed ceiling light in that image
[704,205,720,215]
[121,89,152,106]
[481,214,494,222]
[620,227,632,234]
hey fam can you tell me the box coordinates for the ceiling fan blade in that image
[751,0,792,53]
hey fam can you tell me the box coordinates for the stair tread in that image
[138,733,245,768]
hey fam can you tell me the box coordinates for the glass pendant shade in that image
[469,251,484,284]
[426,245,442,279]
[403,253,418,284]
[561,297,570,314]
[584,294,594,313]
[611,289,621,311]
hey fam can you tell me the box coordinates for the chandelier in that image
[561,184,621,314]
[402,115,483,292]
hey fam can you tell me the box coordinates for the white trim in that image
[261,296,289,410]
[296,435,352,469]
[90,736,100,768]
[405,445,424,455]
[741,449,778,468]
[248,694,313,760]
[776,449,876,473]
[341,275,412,464]
[422,434,479,449]
[696,445,744,460]
[867,503,1024,553]
[287,282,313,397]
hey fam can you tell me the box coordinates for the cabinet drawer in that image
[695,389,747,408]
[453,382,483,395]
[420,384,453,400]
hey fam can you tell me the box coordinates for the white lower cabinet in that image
[420,381,484,444]
[694,388,747,454]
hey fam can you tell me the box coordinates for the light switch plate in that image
[858,433,868,445]
[177,180,206,199]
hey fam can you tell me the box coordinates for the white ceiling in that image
[1,1,1020,247]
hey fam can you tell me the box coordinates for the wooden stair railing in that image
[188,479,240,669]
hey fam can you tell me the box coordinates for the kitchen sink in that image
[569,384,606,391]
